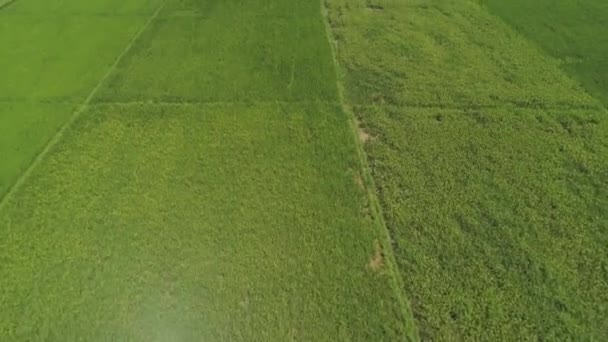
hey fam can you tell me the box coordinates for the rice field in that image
[326,0,608,339]
[0,0,413,340]
[1,0,607,340]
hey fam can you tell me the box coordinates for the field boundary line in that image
[89,100,341,107]
[0,1,165,210]
[354,102,605,112]
[320,1,419,340]
[0,0,17,10]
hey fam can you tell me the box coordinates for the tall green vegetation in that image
[0,0,412,339]
[326,0,608,339]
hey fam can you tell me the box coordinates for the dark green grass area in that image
[2,0,161,15]
[0,15,145,102]
[167,0,321,18]
[327,0,608,339]
[481,0,608,106]
[96,2,338,103]
[0,103,408,340]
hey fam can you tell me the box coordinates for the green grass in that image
[0,1,12,9]
[327,0,608,339]
[0,0,414,340]
[4,0,607,339]
[0,103,75,195]
[2,0,160,14]
[327,0,600,109]
[95,11,338,103]
[481,0,608,106]
[0,0,155,197]
[0,103,409,340]
[0,4,151,101]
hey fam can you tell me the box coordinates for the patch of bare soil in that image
[354,173,365,190]
[356,119,371,143]
[368,239,384,271]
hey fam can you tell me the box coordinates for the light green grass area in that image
[0,103,409,340]
[0,3,151,101]
[481,0,608,106]
[0,0,413,340]
[326,0,608,339]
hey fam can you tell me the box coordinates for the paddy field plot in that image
[481,0,608,107]
[327,0,608,339]
[0,1,152,196]
[0,0,413,340]
[3,0,608,340]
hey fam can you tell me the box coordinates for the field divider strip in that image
[320,1,419,340]
[0,0,17,11]
[88,100,341,107]
[354,102,605,112]
[0,1,165,210]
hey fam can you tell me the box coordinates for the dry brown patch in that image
[368,239,384,271]
[359,129,370,144]
[354,173,365,190]
[355,119,371,144]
